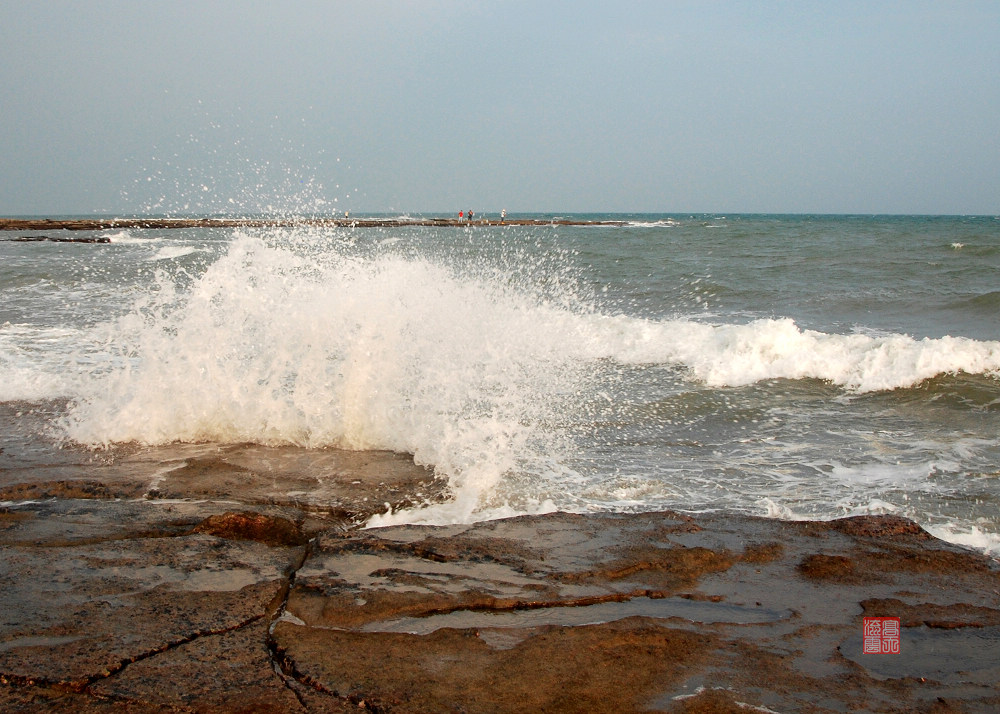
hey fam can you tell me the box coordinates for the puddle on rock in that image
[362,596,792,635]
[841,626,1000,686]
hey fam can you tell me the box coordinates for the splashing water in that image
[5,215,999,552]
[61,228,596,522]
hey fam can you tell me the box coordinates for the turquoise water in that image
[2,214,999,553]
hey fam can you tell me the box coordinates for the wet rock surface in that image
[2,451,999,712]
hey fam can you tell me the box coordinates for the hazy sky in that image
[1,1,997,215]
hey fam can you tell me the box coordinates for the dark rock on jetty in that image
[0,216,625,232]
[2,447,999,712]
[1,235,111,243]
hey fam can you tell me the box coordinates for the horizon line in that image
[2,210,997,220]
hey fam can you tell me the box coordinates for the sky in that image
[1,1,998,215]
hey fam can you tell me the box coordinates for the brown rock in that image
[193,511,309,547]
[0,480,145,501]
[829,514,931,539]
[798,552,859,582]
[89,621,303,712]
[3,461,1000,712]
[739,541,784,564]
[273,618,715,713]
[861,597,1000,629]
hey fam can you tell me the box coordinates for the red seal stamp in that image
[863,617,900,654]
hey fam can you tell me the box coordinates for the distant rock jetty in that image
[1,234,111,243]
[0,216,626,232]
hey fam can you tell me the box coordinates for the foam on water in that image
[0,220,984,536]
[0,323,91,401]
[16,224,997,531]
[60,229,592,521]
[102,230,155,245]
[577,315,1000,392]
[625,219,680,228]
[145,245,200,261]
[926,523,1000,558]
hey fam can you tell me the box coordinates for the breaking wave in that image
[34,228,999,523]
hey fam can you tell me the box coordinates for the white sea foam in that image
[0,323,88,400]
[926,523,1000,558]
[625,219,679,228]
[102,230,158,245]
[575,315,1000,392]
[43,229,1000,527]
[760,494,1000,557]
[61,232,590,522]
[0,361,70,402]
[145,245,199,261]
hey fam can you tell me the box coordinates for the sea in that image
[2,213,999,556]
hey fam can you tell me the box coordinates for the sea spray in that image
[5,215,1000,552]
[61,228,596,521]
[55,224,1000,526]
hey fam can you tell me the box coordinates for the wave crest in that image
[53,230,1000,523]
[583,315,1000,392]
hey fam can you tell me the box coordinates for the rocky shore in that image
[1,445,999,713]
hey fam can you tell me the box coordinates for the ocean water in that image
[2,214,999,555]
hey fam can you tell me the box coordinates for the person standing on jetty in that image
[501,209,506,223]
[468,210,474,222]
[459,211,463,221]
